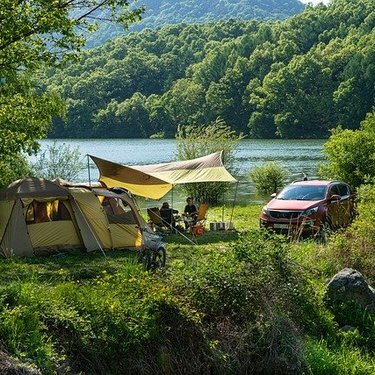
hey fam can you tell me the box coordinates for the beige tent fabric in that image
[0,201,14,241]
[0,178,69,200]
[0,199,33,257]
[28,221,82,249]
[90,151,237,199]
[110,224,142,248]
[70,188,113,249]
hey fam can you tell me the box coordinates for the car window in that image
[338,184,349,196]
[277,185,327,201]
[329,185,340,196]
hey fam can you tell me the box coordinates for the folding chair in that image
[189,203,208,235]
[147,207,175,232]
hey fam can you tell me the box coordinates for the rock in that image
[339,325,356,332]
[326,268,375,313]
[0,351,41,375]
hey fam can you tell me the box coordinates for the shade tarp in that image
[90,151,237,199]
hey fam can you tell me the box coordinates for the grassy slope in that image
[0,203,374,373]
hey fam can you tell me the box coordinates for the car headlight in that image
[302,206,319,216]
[262,206,269,215]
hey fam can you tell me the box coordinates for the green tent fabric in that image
[90,151,237,199]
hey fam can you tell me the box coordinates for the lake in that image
[35,138,326,204]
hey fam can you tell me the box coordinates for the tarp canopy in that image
[90,151,237,199]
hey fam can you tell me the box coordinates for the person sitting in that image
[159,202,178,229]
[183,197,198,228]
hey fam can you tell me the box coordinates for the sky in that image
[300,0,330,4]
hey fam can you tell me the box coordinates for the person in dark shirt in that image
[160,201,178,228]
[183,197,197,228]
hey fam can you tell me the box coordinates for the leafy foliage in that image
[0,0,143,185]
[249,161,288,195]
[31,142,86,181]
[84,0,304,47]
[45,0,375,139]
[319,111,375,188]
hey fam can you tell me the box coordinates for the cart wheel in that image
[150,246,166,271]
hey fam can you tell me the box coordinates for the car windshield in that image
[277,185,327,201]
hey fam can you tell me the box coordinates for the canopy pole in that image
[222,187,225,222]
[171,185,174,210]
[229,181,239,229]
[87,154,92,187]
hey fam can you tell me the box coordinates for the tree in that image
[0,0,143,184]
[175,118,243,204]
[31,142,85,181]
[319,111,375,188]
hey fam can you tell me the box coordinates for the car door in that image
[326,184,342,228]
[337,183,354,226]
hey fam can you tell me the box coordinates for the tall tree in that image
[0,0,142,184]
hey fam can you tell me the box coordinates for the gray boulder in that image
[326,268,375,313]
[0,350,41,374]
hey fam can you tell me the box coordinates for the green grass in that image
[0,202,374,374]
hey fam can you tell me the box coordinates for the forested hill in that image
[85,0,304,47]
[47,0,375,139]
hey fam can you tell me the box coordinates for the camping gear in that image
[191,225,205,236]
[210,221,234,231]
[0,178,149,258]
[90,151,237,199]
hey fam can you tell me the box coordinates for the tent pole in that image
[171,185,174,210]
[222,188,225,222]
[229,181,239,228]
[87,154,91,187]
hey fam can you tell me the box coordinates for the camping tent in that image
[0,178,147,258]
[90,151,237,199]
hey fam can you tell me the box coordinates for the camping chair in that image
[147,207,174,232]
[188,203,209,235]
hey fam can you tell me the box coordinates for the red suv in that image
[259,180,355,235]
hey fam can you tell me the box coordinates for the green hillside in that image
[85,0,304,47]
[46,0,374,139]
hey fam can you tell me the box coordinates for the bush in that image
[169,230,325,373]
[31,141,85,181]
[319,111,375,188]
[249,162,288,195]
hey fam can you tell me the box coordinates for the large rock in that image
[0,351,40,375]
[326,268,375,313]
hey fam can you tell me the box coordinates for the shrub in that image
[30,141,85,181]
[169,230,325,373]
[249,161,288,195]
[319,111,375,188]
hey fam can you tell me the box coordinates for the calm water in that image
[35,138,325,203]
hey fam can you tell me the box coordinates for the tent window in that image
[25,200,72,224]
[101,197,137,224]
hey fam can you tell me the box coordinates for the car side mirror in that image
[270,193,277,198]
[330,194,341,202]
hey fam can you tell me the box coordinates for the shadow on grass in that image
[0,248,139,284]
[164,230,240,245]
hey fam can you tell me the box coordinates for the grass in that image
[0,202,375,374]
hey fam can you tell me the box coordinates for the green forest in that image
[84,0,304,47]
[46,0,375,139]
